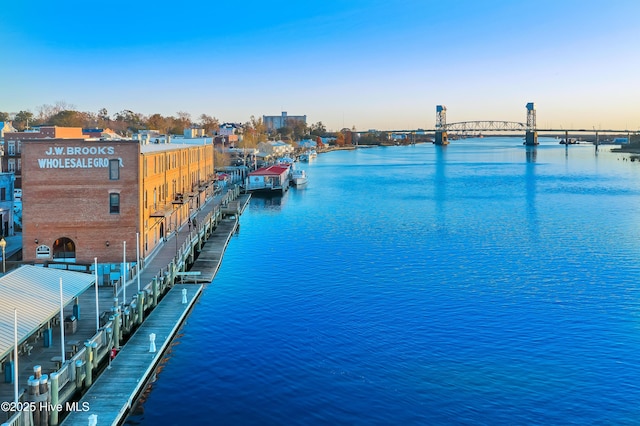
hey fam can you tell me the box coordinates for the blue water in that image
[126,138,640,425]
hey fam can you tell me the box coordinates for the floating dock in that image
[180,193,251,284]
[61,284,202,426]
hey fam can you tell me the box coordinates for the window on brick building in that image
[110,193,120,214]
[8,159,15,172]
[109,159,120,180]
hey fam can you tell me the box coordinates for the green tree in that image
[13,110,34,130]
[97,108,111,128]
[289,118,308,140]
[49,110,91,127]
[309,121,326,137]
[276,126,292,140]
[114,110,145,135]
[0,112,10,122]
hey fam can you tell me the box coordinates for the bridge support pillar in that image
[524,131,538,146]
[435,131,449,145]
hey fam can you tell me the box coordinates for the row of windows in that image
[142,148,208,178]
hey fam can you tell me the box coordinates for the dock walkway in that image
[61,284,202,426]
[181,194,250,283]
[1,186,250,425]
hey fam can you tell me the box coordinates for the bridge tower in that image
[435,105,449,145]
[524,102,538,145]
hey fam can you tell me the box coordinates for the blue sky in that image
[2,0,639,131]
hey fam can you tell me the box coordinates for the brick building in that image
[3,126,87,188]
[21,138,215,284]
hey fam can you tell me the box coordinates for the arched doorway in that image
[159,222,165,240]
[53,237,76,262]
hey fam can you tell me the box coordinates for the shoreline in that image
[611,146,640,154]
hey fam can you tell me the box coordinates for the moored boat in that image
[290,169,308,186]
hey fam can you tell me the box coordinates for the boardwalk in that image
[179,217,237,283]
[61,284,202,426]
[182,194,250,283]
[0,186,247,424]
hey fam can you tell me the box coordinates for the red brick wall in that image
[22,139,140,264]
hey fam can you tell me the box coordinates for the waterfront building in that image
[3,126,86,189]
[21,138,217,283]
[257,140,294,159]
[263,111,307,132]
[245,164,290,193]
[297,139,317,149]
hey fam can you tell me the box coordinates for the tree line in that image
[0,102,331,143]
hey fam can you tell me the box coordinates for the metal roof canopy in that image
[0,265,96,361]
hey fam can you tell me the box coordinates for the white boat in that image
[299,150,317,162]
[290,169,308,186]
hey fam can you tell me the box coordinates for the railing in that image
[3,185,245,426]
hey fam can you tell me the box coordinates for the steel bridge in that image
[444,121,527,132]
[362,103,638,146]
[424,103,637,145]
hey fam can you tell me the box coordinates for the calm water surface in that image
[126,138,640,425]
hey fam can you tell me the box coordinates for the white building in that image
[257,140,294,157]
[219,123,242,137]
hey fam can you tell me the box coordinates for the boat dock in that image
[1,186,251,426]
[61,284,202,426]
[180,193,251,284]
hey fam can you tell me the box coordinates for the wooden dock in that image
[61,284,202,426]
[181,193,251,284]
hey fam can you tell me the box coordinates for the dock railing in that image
[2,184,244,426]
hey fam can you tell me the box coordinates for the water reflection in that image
[524,146,538,238]
[248,192,287,211]
[434,145,447,230]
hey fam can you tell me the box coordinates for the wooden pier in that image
[61,284,202,426]
[1,186,252,426]
[179,218,237,283]
[180,193,251,283]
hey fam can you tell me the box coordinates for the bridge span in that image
[368,103,637,146]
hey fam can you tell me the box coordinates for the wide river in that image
[125,138,640,425]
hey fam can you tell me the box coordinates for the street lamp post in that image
[0,237,6,274]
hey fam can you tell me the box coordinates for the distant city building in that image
[214,135,238,148]
[184,127,206,138]
[257,140,294,158]
[0,172,16,236]
[0,122,17,139]
[21,138,218,282]
[219,123,242,137]
[3,126,87,189]
[297,139,317,149]
[82,128,122,140]
[263,112,307,132]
